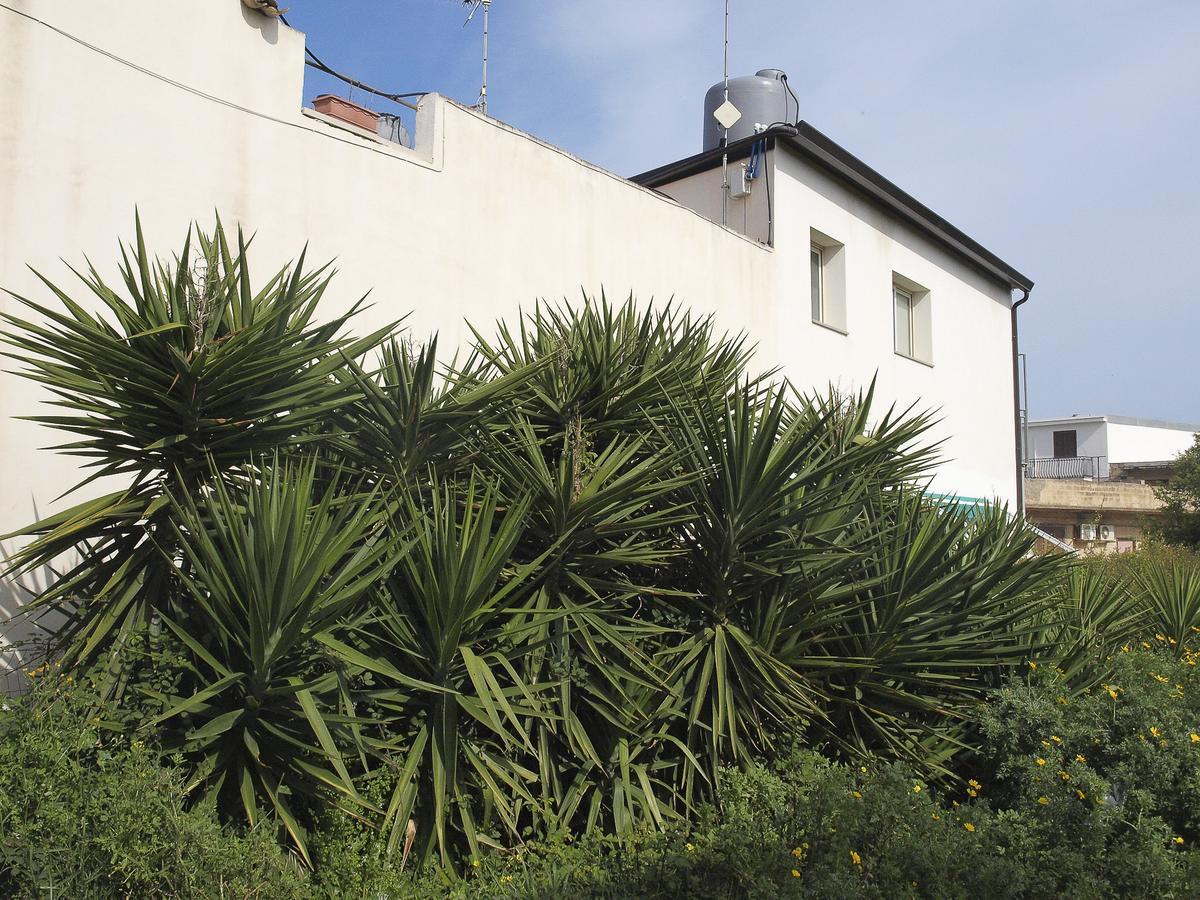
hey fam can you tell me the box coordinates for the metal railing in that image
[1025,456,1105,480]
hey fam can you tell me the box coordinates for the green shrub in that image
[0,673,309,899]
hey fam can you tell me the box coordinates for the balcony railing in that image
[1025,456,1105,480]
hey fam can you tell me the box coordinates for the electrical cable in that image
[781,73,800,124]
[0,2,436,167]
[278,14,429,110]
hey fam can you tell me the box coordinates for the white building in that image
[0,2,1034,640]
[1024,415,1198,553]
[1026,415,1199,480]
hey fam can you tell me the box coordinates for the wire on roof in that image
[278,14,430,112]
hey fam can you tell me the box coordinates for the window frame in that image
[810,243,825,324]
[893,284,915,358]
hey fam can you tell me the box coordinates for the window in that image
[1052,430,1078,459]
[892,273,932,364]
[893,285,914,357]
[809,229,846,331]
[810,243,824,322]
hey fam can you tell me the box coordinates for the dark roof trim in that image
[631,123,1034,293]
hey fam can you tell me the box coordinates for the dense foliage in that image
[1151,433,1200,550]
[3,221,1199,893]
[5,648,1200,898]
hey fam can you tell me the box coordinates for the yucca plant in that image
[4,224,1076,867]
[1136,563,1200,657]
[145,459,398,862]
[1,218,391,678]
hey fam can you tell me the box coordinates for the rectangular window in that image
[810,244,824,323]
[1053,430,1078,459]
[893,285,914,357]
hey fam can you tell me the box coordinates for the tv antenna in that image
[463,0,492,115]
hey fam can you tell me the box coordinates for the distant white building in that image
[0,2,1035,647]
[1026,415,1198,481]
[1025,415,1199,553]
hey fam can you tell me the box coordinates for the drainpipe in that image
[1011,287,1031,517]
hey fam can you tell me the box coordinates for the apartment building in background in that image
[1025,415,1198,552]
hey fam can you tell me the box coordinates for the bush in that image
[0,672,309,899]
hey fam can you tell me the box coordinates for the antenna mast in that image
[464,0,492,115]
[721,0,730,226]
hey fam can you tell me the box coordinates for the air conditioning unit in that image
[1079,523,1099,541]
[1098,525,1117,542]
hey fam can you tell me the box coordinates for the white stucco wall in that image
[0,0,1024,653]
[1027,420,1109,462]
[769,152,1018,503]
[1027,417,1198,472]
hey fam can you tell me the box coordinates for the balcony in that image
[1024,456,1104,480]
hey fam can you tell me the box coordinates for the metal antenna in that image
[721,0,730,226]
[464,0,492,114]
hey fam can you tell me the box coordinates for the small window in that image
[893,285,914,357]
[1053,430,1078,459]
[809,229,846,331]
[810,243,824,323]
[892,273,931,364]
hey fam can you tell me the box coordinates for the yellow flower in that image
[1028,661,1038,670]
[1108,688,1120,701]
[1038,796,1050,805]
[1040,740,1052,749]
[1152,673,1169,684]
[851,790,862,799]
[1142,641,1152,649]
[931,813,940,820]
[1156,634,1168,642]
[913,784,922,793]
[860,766,868,774]
[1190,733,1200,744]
[966,789,978,798]
[1077,789,1086,800]
[963,822,976,833]
[791,868,802,878]
[1170,637,1178,646]
[1150,726,1162,738]
[952,800,960,808]
[1059,771,1071,781]
[1050,735,1061,743]
[1036,758,1047,767]
[500,875,514,884]
[792,847,804,858]
[850,850,862,865]
[686,843,695,853]
[968,779,982,790]
[1075,754,1087,763]
[1121,644,1131,653]
[472,859,481,868]
[1175,837,1185,845]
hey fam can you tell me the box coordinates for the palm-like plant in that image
[1,218,391,676]
[147,460,397,862]
[3,225,1075,868]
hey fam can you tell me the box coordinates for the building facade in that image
[1,1,1033,652]
[1025,415,1198,552]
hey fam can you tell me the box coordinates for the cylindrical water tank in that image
[703,68,797,151]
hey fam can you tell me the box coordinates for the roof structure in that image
[631,123,1034,293]
[1030,415,1200,433]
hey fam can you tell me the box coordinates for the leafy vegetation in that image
[3,221,1200,895]
[1151,432,1200,550]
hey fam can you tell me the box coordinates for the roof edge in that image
[631,122,1034,293]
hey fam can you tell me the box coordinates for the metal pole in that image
[721,0,730,226]
[480,0,490,114]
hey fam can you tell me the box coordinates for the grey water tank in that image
[703,68,797,151]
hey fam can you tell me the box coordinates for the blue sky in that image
[288,1,1200,423]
